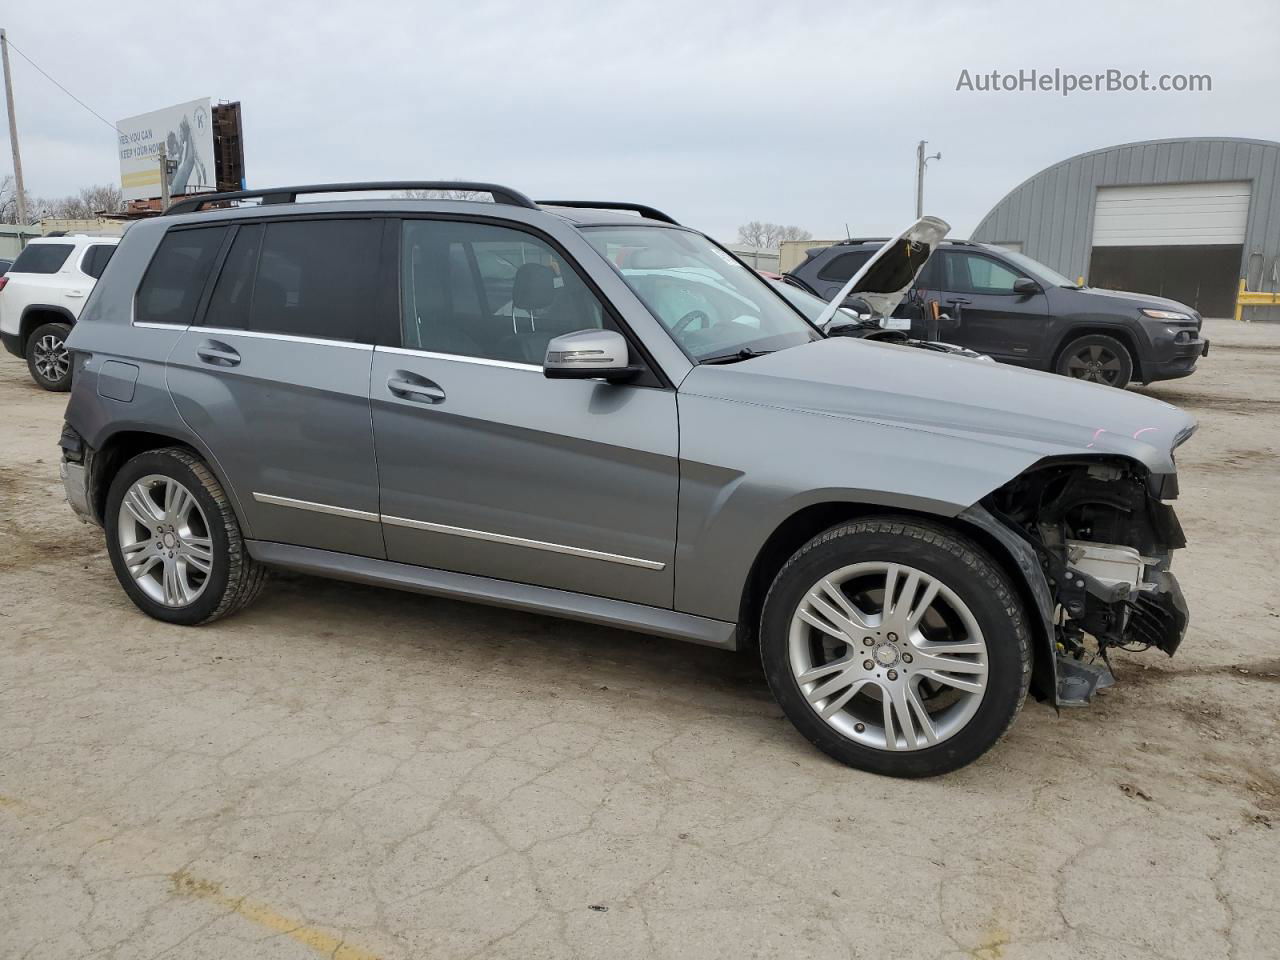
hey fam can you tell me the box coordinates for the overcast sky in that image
[3,0,1277,240]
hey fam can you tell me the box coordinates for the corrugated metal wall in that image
[970,138,1280,319]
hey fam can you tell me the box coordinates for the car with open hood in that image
[786,237,1210,388]
[59,182,1194,777]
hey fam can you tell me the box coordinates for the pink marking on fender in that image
[1133,427,1158,439]
[1086,428,1107,448]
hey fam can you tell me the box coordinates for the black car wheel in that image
[25,321,74,392]
[1056,334,1133,388]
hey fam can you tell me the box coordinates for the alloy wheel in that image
[787,561,989,751]
[1065,344,1123,384]
[116,475,214,607]
[33,334,69,383]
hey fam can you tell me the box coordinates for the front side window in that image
[400,219,608,364]
[200,219,381,342]
[136,227,228,326]
[582,226,818,361]
[945,252,1024,295]
[11,243,73,275]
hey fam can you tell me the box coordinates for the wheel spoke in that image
[800,582,872,642]
[162,560,189,606]
[816,577,875,632]
[796,656,853,685]
[123,486,162,528]
[1088,345,1102,360]
[905,579,940,631]
[887,683,922,749]
[182,537,213,573]
[818,679,867,719]
[805,671,855,707]
[129,554,161,580]
[164,482,194,524]
[918,667,985,695]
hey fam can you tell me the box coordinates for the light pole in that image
[915,140,941,219]
[0,28,27,225]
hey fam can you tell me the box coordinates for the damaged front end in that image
[983,454,1191,706]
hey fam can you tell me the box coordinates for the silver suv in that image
[60,182,1195,777]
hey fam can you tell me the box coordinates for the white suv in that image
[0,234,121,390]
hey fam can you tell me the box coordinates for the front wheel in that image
[25,321,73,391]
[1055,333,1133,388]
[760,518,1031,778]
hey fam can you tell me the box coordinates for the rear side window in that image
[816,250,873,283]
[136,227,229,326]
[11,243,73,274]
[81,244,116,279]
[201,219,381,342]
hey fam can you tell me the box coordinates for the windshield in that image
[582,226,820,361]
[997,248,1078,287]
[769,278,859,325]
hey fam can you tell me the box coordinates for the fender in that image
[18,303,78,349]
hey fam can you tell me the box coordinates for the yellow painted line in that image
[171,871,382,960]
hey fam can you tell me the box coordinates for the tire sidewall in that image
[25,321,73,392]
[104,450,233,625]
[760,522,1029,778]
[1056,333,1133,389]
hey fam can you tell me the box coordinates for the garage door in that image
[1092,181,1251,246]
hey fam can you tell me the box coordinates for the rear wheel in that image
[25,321,73,391]
[760,518,1031,778]
[1056,333,1133,388]
[104,447,266,625]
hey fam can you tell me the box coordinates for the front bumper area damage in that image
[983,456,1191,706]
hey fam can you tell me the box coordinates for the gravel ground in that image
[2,318,1278,960]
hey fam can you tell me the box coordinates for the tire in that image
[104,447,266,625]
[25,321,73,391]
[759,517,1031,778]
[1055,333,1133,388]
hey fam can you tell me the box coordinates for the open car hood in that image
[816,216,951,327]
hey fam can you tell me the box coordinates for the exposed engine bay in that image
[984,456,1190,705]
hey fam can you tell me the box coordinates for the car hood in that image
[816,216,950,327]
[1066,285,1201,318]
[680,336,1195,475]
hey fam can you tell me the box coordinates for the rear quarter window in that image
[135,227,230,326]
[81,244,117,280]
[10,243,74,274]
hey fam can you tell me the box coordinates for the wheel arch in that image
[1050,325,1145,383]
[18,304,77,353]
[737,499,1058,703]
[86,429,250,537]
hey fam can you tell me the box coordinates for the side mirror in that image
[543,329,641,383]
[1013,277,1040,295]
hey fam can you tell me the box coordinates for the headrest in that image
[512,263,556,311]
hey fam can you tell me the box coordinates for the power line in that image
[4,35,119,134]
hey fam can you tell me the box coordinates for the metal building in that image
[971,137,1280,318]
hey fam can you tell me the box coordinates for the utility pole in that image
[158,145,176,211]
[1,28,28,225]
[915,140,941,219]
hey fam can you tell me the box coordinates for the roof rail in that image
[164,181,538,216]
[537,200,679,225]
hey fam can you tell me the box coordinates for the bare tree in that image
[0,175,38,224]
[46,184,124,219]
[736,221,812,250]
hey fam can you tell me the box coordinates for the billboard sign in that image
[118,98,216,202]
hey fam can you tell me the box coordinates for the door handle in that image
[387,373,445,404]
[196,340,241,367]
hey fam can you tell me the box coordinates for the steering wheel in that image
[672,309,710,336]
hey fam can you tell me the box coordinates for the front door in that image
[372,218,679,607]
[930,250,1050,363]
[164,218,389,558]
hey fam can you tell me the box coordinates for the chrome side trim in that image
[200,327,373,350]
[246,541,733,649]
[132,321,189,330]
[381,514,666,570]
[253,492,379,522]
[376,345,540,372]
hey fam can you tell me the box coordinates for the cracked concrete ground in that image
[2,317,1278,959]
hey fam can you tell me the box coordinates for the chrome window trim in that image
[382,515,666,570]
[376,345,540,372]
[199,327,374,350]
[132,320,189,330]
[253,492,379,522]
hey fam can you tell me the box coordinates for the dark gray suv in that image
[787,239,1211,388]
[60,183,1195,777]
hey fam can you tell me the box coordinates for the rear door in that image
[371,217,679,607]
[931,250,1050,362]
[166,217,391,558]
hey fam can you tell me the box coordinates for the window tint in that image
[816,250,873,283]
[401,220,608,364]
[202,224,263,330]
[136,227,229,326]
[81,244,116,279]
[11,243,73,275]
[945,252,1024,295]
